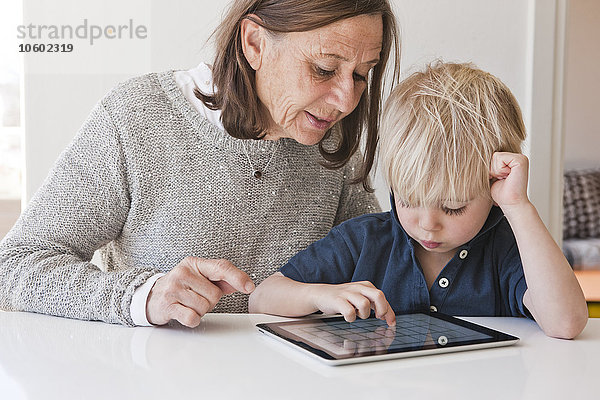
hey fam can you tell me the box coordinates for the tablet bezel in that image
[256,312,520,366]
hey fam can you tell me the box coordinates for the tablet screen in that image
[257,313,519,364]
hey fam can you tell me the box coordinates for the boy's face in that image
[394,194,493,256]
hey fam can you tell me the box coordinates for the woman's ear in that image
[240,15,265,70]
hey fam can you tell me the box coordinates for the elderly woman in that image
[0,0,400,327]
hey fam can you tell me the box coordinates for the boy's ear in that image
[240,14,266,71]
[489,177,499,207]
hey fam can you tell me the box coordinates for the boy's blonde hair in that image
[379,61,526,207]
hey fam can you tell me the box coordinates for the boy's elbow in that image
[546,322,586,340]
[566,309,589,339]
[544,309,588,340]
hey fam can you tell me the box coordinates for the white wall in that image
[21,0,564,236]
[563,0,600,170]
[22,0,229,202]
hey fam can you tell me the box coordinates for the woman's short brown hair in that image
[197,0,400,190]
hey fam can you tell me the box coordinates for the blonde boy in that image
[249,62,587,339]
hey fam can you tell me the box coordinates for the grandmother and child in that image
[0,0,587,339]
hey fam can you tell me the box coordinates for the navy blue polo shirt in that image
[280,200,531,318]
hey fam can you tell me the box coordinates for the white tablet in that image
[256,312,519,366]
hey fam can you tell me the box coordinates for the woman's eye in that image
[442,206,466,216]
[353,72,367,82]
[315,66,335,77]
[313,65,367,83]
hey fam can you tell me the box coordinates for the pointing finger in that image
[187,257,255,294]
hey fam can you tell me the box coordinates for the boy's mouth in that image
[421,240,441,249]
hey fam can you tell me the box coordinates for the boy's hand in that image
[489,152,530,209]
[310,281,396,326]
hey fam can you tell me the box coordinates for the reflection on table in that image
[0,311,598,400]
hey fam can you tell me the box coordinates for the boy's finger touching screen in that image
[311,281,396,326]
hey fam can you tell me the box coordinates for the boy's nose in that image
[419,209,442,232]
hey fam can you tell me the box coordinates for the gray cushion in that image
[563,169,600,239]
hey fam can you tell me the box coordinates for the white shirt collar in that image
[173,63,224,131]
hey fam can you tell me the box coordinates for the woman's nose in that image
[328,75,358,114]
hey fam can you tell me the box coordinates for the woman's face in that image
[253,14,383,144]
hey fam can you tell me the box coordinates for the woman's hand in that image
[311,281,396,326]
[489,152,531,211]
[146,257,255,327]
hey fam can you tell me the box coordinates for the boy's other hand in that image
[489,152,530,209]
[311,281,396,326]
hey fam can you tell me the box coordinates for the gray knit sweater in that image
[0,71,380,326]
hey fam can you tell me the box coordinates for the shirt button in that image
[430,305,438,312]
[439,277,449,288]
[459,249,468,259]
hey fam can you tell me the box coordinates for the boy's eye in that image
[442,206,467,216]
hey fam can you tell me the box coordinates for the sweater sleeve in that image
[0,100,157,326]
[333,150,381,225]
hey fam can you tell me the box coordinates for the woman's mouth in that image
[305,111,333,130]
[421,240,441,249]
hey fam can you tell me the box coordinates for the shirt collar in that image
[389,193,505,248]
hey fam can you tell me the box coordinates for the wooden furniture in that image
[575,270,600,317]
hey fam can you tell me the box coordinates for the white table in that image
[0,311,598,400]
